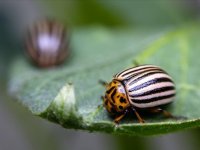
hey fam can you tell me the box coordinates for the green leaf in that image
[8,25,200,136]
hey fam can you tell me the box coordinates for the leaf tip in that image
[41,83,83,128]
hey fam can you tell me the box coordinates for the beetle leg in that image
[114,110,128,124]
[99,80,108,86]
[114,114,125,124]
[97,96,104,108]
[149,107,174,118]
[149,107,188,120]
[132,108,145,123]
[101,96,104,101]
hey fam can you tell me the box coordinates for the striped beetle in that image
[25,19,69,67]
[100,65,176,123]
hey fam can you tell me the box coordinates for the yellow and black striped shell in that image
[25,19,69,67]
[103,65,176,115]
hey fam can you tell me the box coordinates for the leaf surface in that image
[8,25,200,136]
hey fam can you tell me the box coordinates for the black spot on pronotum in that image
[106,86,115,94]
[119,106,123,110]
[111,89,117,103]
[120,97,126,103]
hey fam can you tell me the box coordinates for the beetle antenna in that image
[99,80,108,86]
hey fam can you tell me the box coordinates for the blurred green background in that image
[1,0,200,150]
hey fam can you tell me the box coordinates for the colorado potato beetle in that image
[25,19,69,67]
[100,65,176,123]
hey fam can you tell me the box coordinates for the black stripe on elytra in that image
[121,66,159,78]
[130,86,175,97]
[106,86,115,94]
[129,77,173,92]
[115,66,155,78]
[131,93,175,104]
[124,69,164,82]
[111,89,117,103]
[127,70,165,86]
